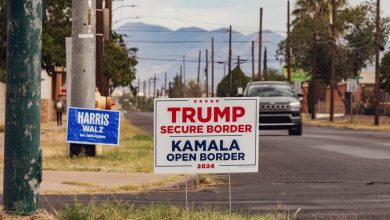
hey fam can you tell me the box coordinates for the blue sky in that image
[113,0,390,35]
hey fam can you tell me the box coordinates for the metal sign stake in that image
[229,173,232,213]
[185,178,188,211]
[350,94,353,123]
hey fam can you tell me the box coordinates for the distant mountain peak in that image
[176,27,208,32]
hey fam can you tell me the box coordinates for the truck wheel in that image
[288,125,302,136]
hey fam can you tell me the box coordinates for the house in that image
[0,67,64,126]
[302,71,390,114]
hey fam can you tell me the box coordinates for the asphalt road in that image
[42,112,390,219]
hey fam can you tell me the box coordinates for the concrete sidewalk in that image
[0,170,177,194]
[0,132,181,194]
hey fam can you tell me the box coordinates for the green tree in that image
[263,46,268,81]
[278,0,390,114]
[42,0,72,76]
[217,65,250,97]
[380,51,390,93]
[186,80,202,98]
[0,0,71,79]
[265,68,286,81]
[168,74,183,98]
[104,32,138,94]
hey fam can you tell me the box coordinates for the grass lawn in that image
[40,118,154,173]
[0,117,153,173]
[303,114,390,132]
[0,203,300,220]
[58,202,298,220]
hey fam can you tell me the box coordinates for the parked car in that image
[240,81,303,135]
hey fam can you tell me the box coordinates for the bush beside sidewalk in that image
[303,114,390,132]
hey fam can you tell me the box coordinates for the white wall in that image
[0,82,5,126]
[41,70,52,100]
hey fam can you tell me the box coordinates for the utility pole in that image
[228,25,232,96]
[374,0,381,125]
[205,49,209,97]
[143,80,146,96]
[137,78,140,108]
[263,46,268,81]
[312,33,318,120]
[238,56,241,85]
[169,81,172,97]
[223,63,226,77]
[183,55,186,96]
[148,77,151,99]
[4,0,43,214]
[287,0,291,82]
[70,0,97,156]
[212,37,215,97]
[258,7,263,81]
[252,40,255,81]
[180,67,183,97]
[197,51,201,84]
[96,0,108,96]
[153,74,157,98]
[330,0,337,122]
[164,72,167,98]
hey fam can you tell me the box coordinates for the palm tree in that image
[293,0,347,23]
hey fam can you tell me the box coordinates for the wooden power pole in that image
[212,37,215,97]
[258,7,263,81]
[312,33,318,120]
[330,0,337,122]
[228,25,232,96]
[252,40,255,81]
[205,49,209,97]
[374,0,381,125]
[287,1,291,82]
[197,51,201,84]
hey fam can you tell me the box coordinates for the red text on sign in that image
[167,106,245,123]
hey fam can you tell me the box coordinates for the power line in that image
[136,56,280,63]
[116,28,285,34]
[125,39,280,44]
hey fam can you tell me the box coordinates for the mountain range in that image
[116,22,285,89]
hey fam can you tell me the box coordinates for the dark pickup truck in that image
[242,81,302,135]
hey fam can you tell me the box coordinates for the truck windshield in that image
[246,84,295,97]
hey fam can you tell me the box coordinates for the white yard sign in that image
[347,79,358,93]
[154,98,259,174]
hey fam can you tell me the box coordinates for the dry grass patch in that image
[303,114,390,132]
[0,208,56,220]
[0,119,154,172]
[59,202,298,220]
[41,119,154,173]
[45,175,184,194]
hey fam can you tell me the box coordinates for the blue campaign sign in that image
[66,107,121,146]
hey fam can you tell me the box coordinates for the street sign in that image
[347,79,358,93]
[67,107,121,146]
[154,98,259,174]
